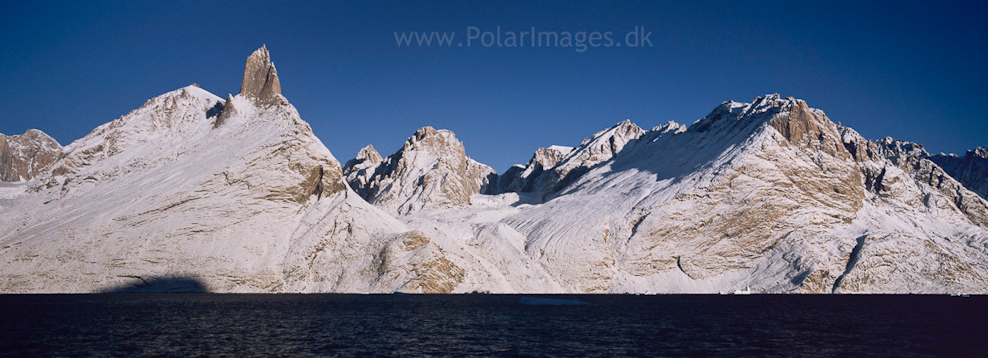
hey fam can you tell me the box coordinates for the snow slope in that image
[0,50,470,293]
[2,47,987,294]
[395,95,988,293]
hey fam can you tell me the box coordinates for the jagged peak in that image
[874,137,929,159]
[402,126,463,156]
[652,120,686,134]
[765,96,836,142]
[3,129,58,144]
[240,44,282,104]
[762,93,782,101]
[972,146,987,158]
[545,145,574,154]
[696,94,801,125]
[686,94,854,161]
[918,146,985,160]
[213,94,237,128]
[691,97,764,133]
[741,94,806,117]
[545,119,646,183]
[412,125,437,137]
[711,95,831,134]
[0,128,63,182]
[580,120,644,146]
[248,44,270,63]
[342,144,385,188]
[410,126,455,140]
[345,126,496,214]
[356,145,383,164]
[530,146,572,169]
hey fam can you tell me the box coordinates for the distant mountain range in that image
[1,46,986,294]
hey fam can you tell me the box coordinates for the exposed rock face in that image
[0,129,62,181]
[343,127,498,215]
[867,138,988,228]
[239,45,282,104]
[498,165,525,193]
[931,147,988,201]
[213,94,236,128]
[499,145,573,193]
[356,144,384,164]
[370,231,466,293]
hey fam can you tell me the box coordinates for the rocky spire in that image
[355,145,383,164]
[213,94,237,128]
[239,44,282,104]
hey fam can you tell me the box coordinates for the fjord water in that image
[1,295,984,357]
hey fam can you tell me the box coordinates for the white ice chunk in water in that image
[518,297,589,306]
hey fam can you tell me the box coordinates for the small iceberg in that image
[518,297,589,306]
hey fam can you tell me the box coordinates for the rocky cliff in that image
[0,130,61,182]
[499,145,572,193]
[238,44,282,105]
[931,146,988,201]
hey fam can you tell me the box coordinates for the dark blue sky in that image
[2,1,986,171]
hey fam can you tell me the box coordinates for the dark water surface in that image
[0,294,985,357]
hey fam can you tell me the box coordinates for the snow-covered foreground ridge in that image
[2,47,987,294]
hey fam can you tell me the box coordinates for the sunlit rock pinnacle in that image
[239,44,282,104]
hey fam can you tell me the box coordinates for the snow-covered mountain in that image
[2,47,987,294]
[380,95,988,294]
[0,47,466,293]
[931,146,988,201]
[342,126,497,215]
[428,95,981,294]
[499,145,573,193]
[498,120,647,201]
[0,129,62,182]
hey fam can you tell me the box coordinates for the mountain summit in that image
[239,44,282,104]
[1,48,987,295]
[0,47,468,294]
[0,130,61,182]
[343,126,497,215]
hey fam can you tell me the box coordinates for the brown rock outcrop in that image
[239,45,282,104]
[0,129,62,181]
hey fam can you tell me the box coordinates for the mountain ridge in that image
[1,46,986,294]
